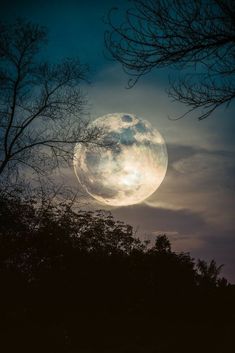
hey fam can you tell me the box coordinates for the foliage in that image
[0,191,228,287]
[0,191,234,352]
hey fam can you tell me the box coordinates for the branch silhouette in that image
[105,0,235,119]
[0,19,105,181]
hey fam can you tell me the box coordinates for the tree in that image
[153,234,171,253]
[0,19,103,180]
[0,191,233,353]
[0,190,145,281]
[197,259,224,287]
[0,189,227,290]
[105,0,235,119]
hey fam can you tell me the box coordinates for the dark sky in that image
[2,0,235,281]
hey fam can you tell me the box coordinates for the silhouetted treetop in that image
[152,234,171,253]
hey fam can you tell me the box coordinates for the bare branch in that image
[105,0,235,119]
[0,19,100,181]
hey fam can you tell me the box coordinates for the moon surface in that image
[74,113,168,206]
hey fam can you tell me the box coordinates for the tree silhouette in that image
[105,0,235,119]
[197,258,224,287]
[0,189,228,289]
[0,19,104,181]
[152,234,171,253]
[0,190,234,352]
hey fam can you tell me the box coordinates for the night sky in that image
[2,0,235,281]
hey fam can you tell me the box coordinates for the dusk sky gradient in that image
[2,0,235,281]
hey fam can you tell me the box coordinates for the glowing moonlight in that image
[74,113,168,206]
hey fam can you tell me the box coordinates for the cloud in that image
[113,203,235,281]
[145,142,235,226]
[113,204,208,240]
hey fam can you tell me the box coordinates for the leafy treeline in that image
[0,192,234,352]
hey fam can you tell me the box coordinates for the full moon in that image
[74,113,168,206]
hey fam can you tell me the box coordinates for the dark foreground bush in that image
[0,192,234,352]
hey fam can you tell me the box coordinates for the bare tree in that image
[105,0,235,119]
[0,19,103,181]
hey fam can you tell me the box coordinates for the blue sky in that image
[2,0,235,281]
